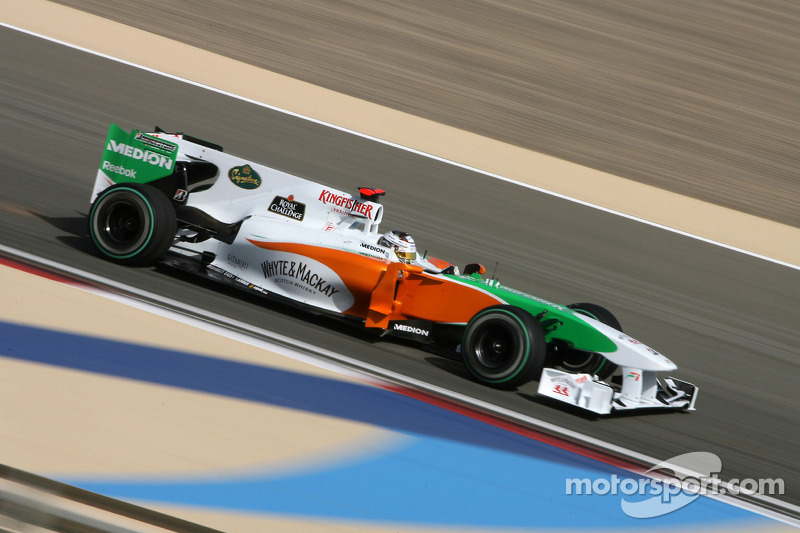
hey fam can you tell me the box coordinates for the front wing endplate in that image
[537,368,698,415]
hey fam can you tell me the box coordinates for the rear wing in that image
[91,123,179,200]
[91,124,385,235]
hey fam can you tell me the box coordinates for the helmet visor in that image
[396,249,416,262]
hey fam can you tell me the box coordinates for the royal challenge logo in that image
[269,195,306,221]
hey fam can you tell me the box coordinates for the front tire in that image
[462,305,547,390]
[88,183,176,266]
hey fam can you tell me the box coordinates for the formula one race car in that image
[87,124,698,415]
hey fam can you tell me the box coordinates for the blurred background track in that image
[49,0,800,226]
[1,0,800,530]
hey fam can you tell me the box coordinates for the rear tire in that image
[89,183,176,266]
[462,305,547,390]
[555,303,621,380]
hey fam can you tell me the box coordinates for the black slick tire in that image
[461,305,547,390]
[88,183,177,266]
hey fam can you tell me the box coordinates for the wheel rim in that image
[474,324,517,370]
[103,200,144,246]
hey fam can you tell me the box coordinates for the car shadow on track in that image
[29,211,98,254]
[29,210,86,235]
[422,353,476,382]
[28,208,386,348]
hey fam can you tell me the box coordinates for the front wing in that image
[537,367,698,415]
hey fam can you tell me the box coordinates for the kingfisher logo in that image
[228,164,262,189]
[318,189,375,219]
[106,139,174,170]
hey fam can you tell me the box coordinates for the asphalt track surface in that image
[49,0,800,227]
[2,1,800,519]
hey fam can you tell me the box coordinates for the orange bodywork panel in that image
[247,240,502,329]
[367,269,504,328]
[393,272,503,324]
[364,262,422,328]
[248,240,390,317]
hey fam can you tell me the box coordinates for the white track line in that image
[1,20,798,273]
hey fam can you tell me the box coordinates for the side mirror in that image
[463,263,486,275]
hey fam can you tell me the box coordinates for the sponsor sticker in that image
[269,195,306,221]
[360,242,387,257]
[134,132,177,153]
[106,139,174,170]
[388,321,432,339]
[553,385,570,396]
[393,323,429,337]
[318,188,376,219]
[257,251,354,311]
[227,253,249,271]
[99,124,178,184]
[261,259,340,298]
[228,164,262,189]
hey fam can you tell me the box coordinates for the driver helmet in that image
[378,230,417,263]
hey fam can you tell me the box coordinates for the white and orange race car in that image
[87,124,698,415]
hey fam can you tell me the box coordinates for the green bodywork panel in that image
[445,273,618,354]
[99,124,178,184]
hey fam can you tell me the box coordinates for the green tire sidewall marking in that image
[90,187,156,260]
[465,307,531,384]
